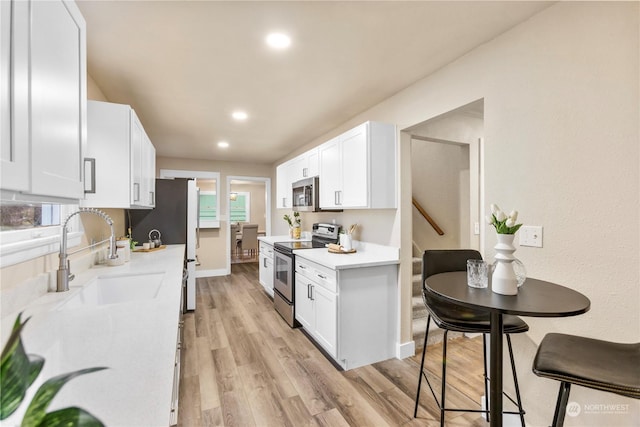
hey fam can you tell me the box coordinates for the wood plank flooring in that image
[178,263,486,426]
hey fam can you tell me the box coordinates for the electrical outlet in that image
[474,222,480,235]
[519,226,543,248]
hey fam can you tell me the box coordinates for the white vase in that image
[492,233,519,295]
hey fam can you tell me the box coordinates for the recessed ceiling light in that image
[266,32,291,50]
[217,141,229,148]
[232,111,248,121]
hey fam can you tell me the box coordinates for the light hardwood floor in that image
[178,263,486,426]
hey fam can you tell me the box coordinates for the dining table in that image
[425,272,591,427]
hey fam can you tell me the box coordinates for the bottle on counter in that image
[116,238,131,262]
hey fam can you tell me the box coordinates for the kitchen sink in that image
[58,272,165,310]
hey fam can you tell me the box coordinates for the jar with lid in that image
[116,238,131,262]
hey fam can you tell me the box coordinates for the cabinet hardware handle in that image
[299,265,306,269]
[150,191,154,205]
[282,197,286,207]
[303,167,308,177]
[83,158,96,194]
[133,183,140,202]
[310,284,314,301]
[307,283,311,299]
[317,274,327,280]
[263,257,267,268]
[334,191,339,205]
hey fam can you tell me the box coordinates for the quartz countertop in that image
[258,234,311,245]
[1,245,185,427]
[293,241,399,270]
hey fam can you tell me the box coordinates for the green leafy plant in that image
[487,204,522,234]
[283,211,301,228]
[1,313,107,426]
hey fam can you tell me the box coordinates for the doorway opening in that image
[226,176,271,272]
[404,98,484,345]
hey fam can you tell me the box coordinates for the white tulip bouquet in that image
[487,204,522,234]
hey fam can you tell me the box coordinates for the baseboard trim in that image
[195,269,227,278]
[397,341,415,359]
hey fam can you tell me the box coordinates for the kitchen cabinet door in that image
[0,0,29,192]
[82,101,131,207]
[142,132,156,207]
[1,0,85,201]
[29,0,85,199]
[276,161,293,209]
[294,273,313,330]
[130,110,144,205]
[313,284,337,357]
[318,137,341,208]
[258,242,274,296]
[339,124,368,208]
[290,148,319,182]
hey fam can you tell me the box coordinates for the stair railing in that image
[412,198,444,236]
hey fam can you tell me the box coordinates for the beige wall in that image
[156,156,272,272]
[270,3,639,425]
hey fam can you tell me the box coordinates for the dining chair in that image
[237,224,258,259]
[533,333,640,427]
[414,249,528,426]
[230,224,239,257]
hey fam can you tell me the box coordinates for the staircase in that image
[411,256,429,346]
[412,252,461,349]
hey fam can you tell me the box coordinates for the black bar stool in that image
[414,249,528,426]
[533,333,640,427]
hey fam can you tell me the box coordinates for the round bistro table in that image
[425,272,591,427]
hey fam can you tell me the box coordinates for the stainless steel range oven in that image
[273,223,340,327]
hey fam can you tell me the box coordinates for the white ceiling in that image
[77,0,552,165]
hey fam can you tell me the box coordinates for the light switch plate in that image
[519,225,543,247]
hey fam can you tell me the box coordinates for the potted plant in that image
[283,212,301,239]
[487,204,523,295]
[1,313,106,426]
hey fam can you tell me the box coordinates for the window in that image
[229,192,250,223]
[0,203,82,268]
[199,192,217,228]
[0,204,61,230]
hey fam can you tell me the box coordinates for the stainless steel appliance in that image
[128,178,199,312]
[273,223,340,327]
[292,177,318,212]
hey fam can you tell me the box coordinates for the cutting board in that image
[133,245,167,252]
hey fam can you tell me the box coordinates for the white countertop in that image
[258,234,311,245]
[1,245,185,427]
[293,241,400,270]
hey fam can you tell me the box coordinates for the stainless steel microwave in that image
[292,177,319,212]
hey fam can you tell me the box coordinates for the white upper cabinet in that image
[289,147,319,183]
[319,121,396,209]
[276,160,293,209]
[82,101,156,209]
[1,0,86,202]
[276,148,319,210]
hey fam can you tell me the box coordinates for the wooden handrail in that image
[412,198,444,236]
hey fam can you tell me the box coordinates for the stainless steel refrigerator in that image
[128,178,198,311]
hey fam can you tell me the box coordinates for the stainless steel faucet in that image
[57,208,119,292]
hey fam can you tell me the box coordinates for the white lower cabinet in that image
[295,267,337,358]
[295,256,397,370]
[258,241,274,296]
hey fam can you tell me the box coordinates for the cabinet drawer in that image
[259,242,274,258]
[296,258,336,293]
